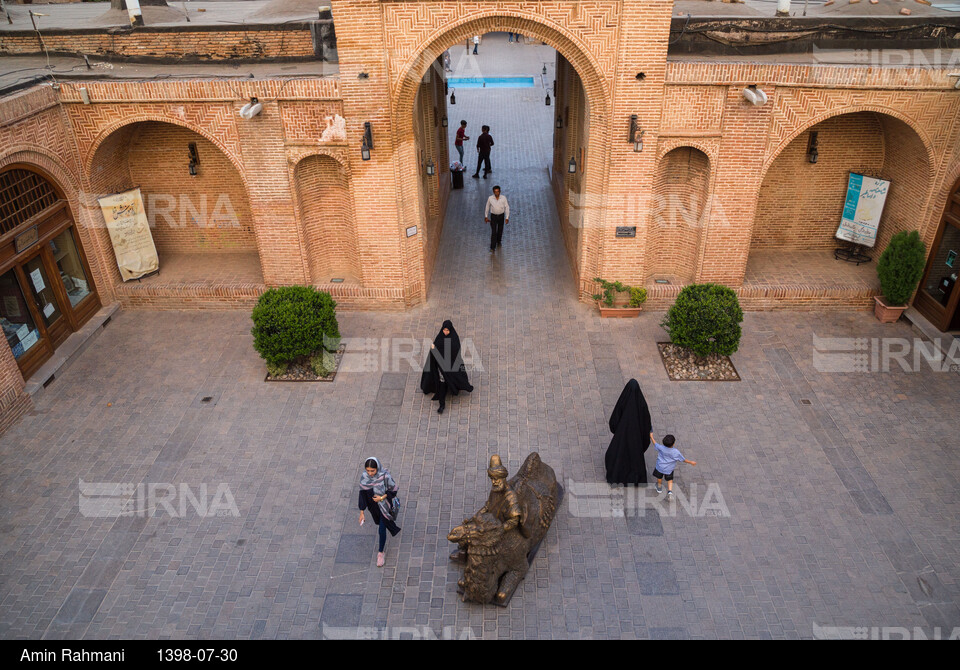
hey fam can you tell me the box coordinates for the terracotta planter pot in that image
[874,296,908,323]
[597,302,642,318]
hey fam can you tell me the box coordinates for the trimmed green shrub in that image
[251,286,340,367]
[660,283,743,357]
[877,230,926,306]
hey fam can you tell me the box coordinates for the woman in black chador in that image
[604,378,652,485]
[420,320,474,414]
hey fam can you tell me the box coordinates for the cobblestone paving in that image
[2,35,959,639]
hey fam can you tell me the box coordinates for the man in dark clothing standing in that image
[472,125,494,179]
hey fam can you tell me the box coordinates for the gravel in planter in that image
[265,345,346,382]
[657,343,740,382]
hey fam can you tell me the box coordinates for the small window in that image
[0,168,60,236]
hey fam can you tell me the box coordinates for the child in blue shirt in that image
[650,433,696,497]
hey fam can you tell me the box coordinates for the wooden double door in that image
[915,178,960,333]
[1,218,100,380]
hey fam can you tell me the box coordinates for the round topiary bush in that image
[660,283,743,357]
[251,286,340,367]
[877,230,926,306]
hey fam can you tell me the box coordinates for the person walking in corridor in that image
[473,35,480,54]
[485,185,510,252]
[454,120,469,164]
[472,125,494,179]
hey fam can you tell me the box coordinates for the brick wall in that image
[753,113,884,251]
[0,28,315,61]
[128,123,257,255]
[294,154,361,282]
[647,146,710,283]
[876,115,934,253]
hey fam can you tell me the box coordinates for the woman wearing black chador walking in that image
[604,378,653,486]
[419,320,474,413]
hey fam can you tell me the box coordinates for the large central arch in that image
[392,11,612,298]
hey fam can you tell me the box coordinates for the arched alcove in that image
[294,154,362,284]
[646,146,711,284]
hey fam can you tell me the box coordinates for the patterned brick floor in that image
[1,35,958,640]
[133,252,264,286]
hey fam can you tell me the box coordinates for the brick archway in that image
[750,109,936,263]
[393,12,612,297]
[393,14,610,121]
[760,105,935,188]
[84,114,248,190]
[0,147,116,303]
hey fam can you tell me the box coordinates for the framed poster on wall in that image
[835,173,890,248]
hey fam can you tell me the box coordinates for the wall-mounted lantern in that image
[450,88,456,105]
[629,115,644,152]
[568,156,577,174]
[807,131,819,164]
[426,159,435,176]
[545,92,551,106]
[188,142,199,176]
[556,116,563,129]
[442,116,448,128]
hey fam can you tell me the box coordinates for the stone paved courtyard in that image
[2,34,959,640]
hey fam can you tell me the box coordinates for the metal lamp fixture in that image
[807,131,819,164]
[629,115,644,153]
[568,156,577,174]
[556,116,563,129]
[545,91,551,106]
[426,159,435,176]
[449,88,456,105]
[360,122,373,161]
[441,116,448,128]
[542,64,547,75]
[188,142,199,176]
[239,97,263,120]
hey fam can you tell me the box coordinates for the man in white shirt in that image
[484,185,510,252]
[473,35,480,55]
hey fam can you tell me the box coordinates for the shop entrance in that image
[915,177,960,332]
[0,167,100,379]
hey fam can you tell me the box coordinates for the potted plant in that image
[592,278,647,318]
[874,230,926,323]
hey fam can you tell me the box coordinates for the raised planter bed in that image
[657,342,740,382]
[264,344,345,382]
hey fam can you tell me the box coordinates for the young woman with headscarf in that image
[419,319,474,414]
[604,378,653,486]
[358,457,401,567]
